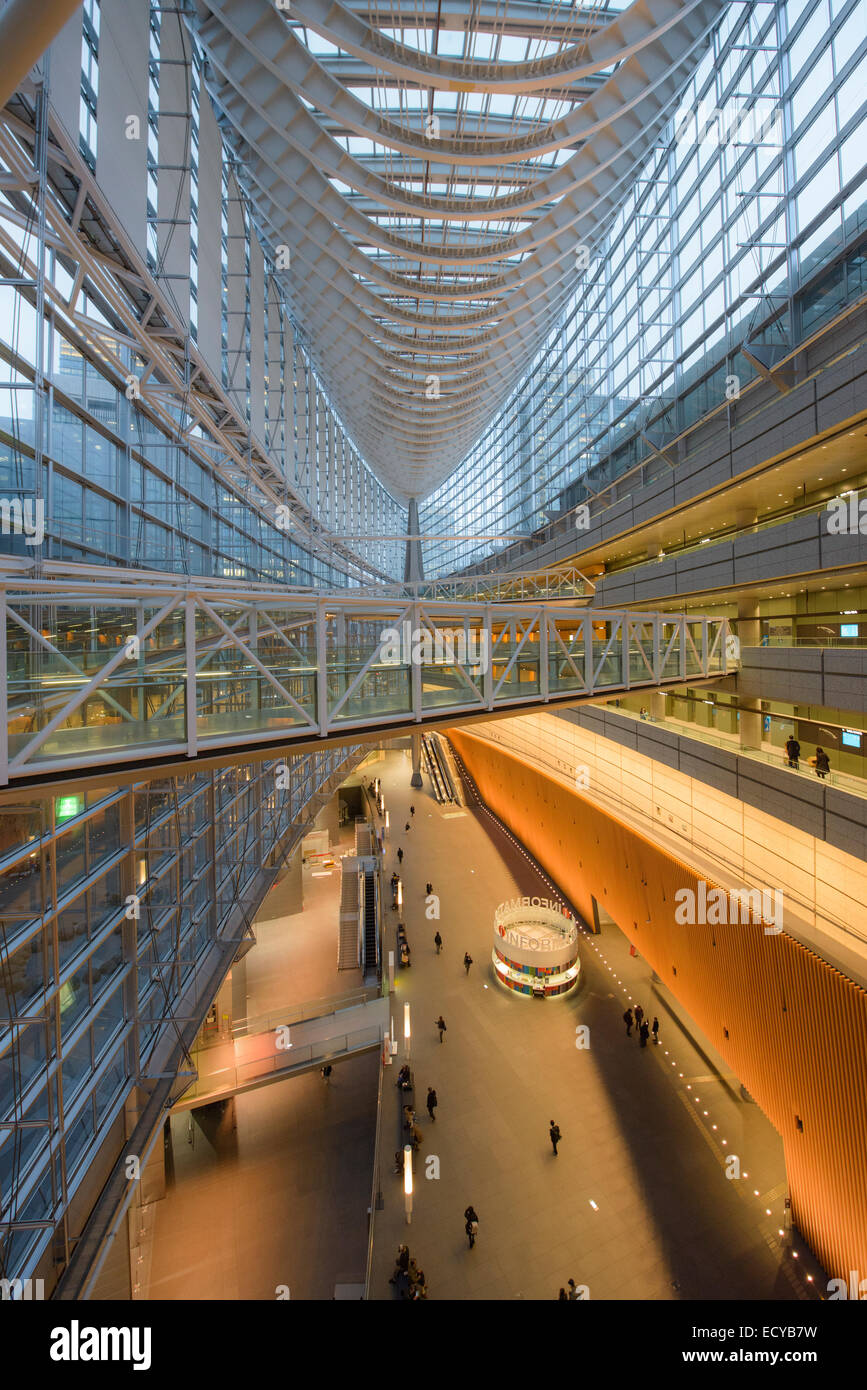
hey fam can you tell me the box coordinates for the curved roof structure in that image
[192,0,725,502]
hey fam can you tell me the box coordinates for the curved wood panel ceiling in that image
[192,0,725,503]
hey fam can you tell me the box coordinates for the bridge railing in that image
[0,570,729,785]
[173,996,390,1110]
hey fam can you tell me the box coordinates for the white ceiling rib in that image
[192,0,724,501]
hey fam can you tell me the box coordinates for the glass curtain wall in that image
[0,743,364,1288]
[0,47,405,586]
[420,0,867,576]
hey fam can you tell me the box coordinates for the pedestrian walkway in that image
[243,820,363,1021]
[370,747,826,1301]
[144,1051,380,1300]
[617,705,866,800]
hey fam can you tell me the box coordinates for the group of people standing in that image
[623,1003,659,1048]
[557,1279,583,1300]
[388,1244,428,1299]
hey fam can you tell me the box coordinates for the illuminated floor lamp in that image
[404,1144,413,1225]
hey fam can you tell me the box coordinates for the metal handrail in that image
[0,583,729,789]
[200,983,381,1045]
[363,1044,386,1300]
[623,708,867,801]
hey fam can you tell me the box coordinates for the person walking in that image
[320,1064,333,1082]
[558,1288,568,1301]
[397,846,404,865]
[634,1003,644,1034]
[813,746,830,779]
[652,1016,660,1044]
[623,1007,634,1037]
[549,1120,562,1155]
[785,734,801,770]
[405,821,411,833]
[427,1086,438,1121]
[434,930,443,954]
[425,881,433,896]
[410,805,415,817]
[464,1205,479,1249]
[463,952,473,975]
[567,1278,579,1301]
[436,1015,447,1043]
[639,1020,650,1048]
[389,1244,410,1284]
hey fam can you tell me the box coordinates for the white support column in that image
[249,606,259,712]
[410,731,423,789]
[306,364,317,507]
[621,617,631,690]
[484,606,494,710]
[316,600,329,736]
[185,595,198,757]
[584,614,594,692]
[539,610,549,701]
[411,601,422,721]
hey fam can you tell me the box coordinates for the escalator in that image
[422,732,458,804]
[362,865,378,974]
[422,734,447,802]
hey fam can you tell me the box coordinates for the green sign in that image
[55,795,83,821]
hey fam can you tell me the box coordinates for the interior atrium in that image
[0,0,866,1331]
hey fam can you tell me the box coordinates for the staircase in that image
[338,862,360,970]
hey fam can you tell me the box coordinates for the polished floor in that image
[369,747,824,1301]
[140,744,825,1300]
[145,1051,380,1300]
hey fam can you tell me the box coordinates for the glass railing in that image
[181,1022,385,1106]
[198,983,383,1048]
[0,583,727,777]
[603,493,863,579]
[613,707,867,800]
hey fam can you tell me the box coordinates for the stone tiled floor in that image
[146,1050,379,1300]
[370,747,822,1301]
[244,821,363,1020]
[144,744,825,1302]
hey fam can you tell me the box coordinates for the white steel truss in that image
[0,565,728,788]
